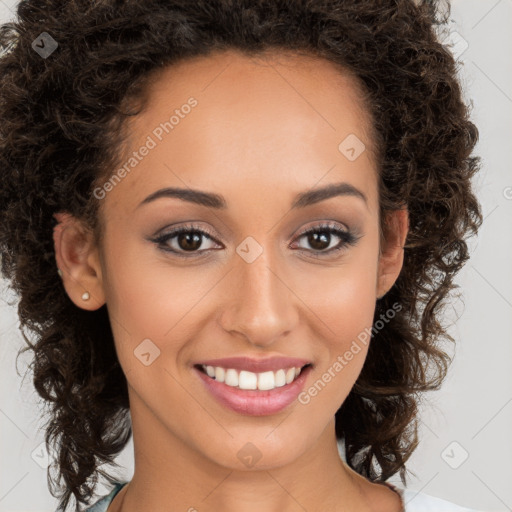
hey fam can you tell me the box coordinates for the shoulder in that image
[392,485,484,512]
[80,482,128,512]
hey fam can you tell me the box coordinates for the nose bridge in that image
[219,244,299,346]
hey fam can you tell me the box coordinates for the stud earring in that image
[81,291,90,301]
[57,268,63,278]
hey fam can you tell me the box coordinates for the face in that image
[55,49,407,471]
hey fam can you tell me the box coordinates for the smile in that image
[194,362,313,416]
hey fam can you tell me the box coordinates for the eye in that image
[291,222,361,257]
[151,223,222,258]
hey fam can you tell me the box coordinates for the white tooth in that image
[238,370,258,390]
[214,366,225,383]
[224,369,239,387]
[285,368,295,384]
[294,366,301,378]
[274,369,286,387]
[257,371,275,390]
[206,365,215,378]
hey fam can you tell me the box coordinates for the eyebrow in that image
[137,181,368,210]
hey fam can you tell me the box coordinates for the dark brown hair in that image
[0,0,482,510]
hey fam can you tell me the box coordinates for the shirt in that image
[82,481,483,511]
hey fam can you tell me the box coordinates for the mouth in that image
[193,363,313,416]
[193,362,313,416]
[194,363,313,391]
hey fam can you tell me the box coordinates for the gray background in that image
[1,0,511,510]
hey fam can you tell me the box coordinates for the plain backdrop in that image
[1,0,511,511]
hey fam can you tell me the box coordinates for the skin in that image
[53,49,408,512]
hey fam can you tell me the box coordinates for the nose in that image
[217,249,300,348]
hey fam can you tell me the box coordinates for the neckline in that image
[105,482,128,511]
[111,482,127,497]
[105,480,405,511]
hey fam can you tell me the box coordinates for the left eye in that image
[291,223,360,257]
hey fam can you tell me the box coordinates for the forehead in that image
[131,48,373,146]
[107,49,377,214]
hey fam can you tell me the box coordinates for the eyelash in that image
[151,222,361,259]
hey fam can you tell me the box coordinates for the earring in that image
[57,268,63,278]
[81,292,90,301]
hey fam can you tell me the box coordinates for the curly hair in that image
[0,0,482,510]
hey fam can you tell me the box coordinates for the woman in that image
[0,0,483,511]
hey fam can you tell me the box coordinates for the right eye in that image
[151,224,223,258]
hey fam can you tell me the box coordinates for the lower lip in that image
[194,365,312,416]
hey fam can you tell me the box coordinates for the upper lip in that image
[194,356,312,373]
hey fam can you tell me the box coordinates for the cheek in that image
[296,272,375,418]
[295,236,379,340]
[305,270,376,332]
[293,242,378,404]
[101,233,225,376]
[100,235,175,360]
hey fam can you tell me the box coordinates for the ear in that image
[376,208,409,300]
[52,212,105,310]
